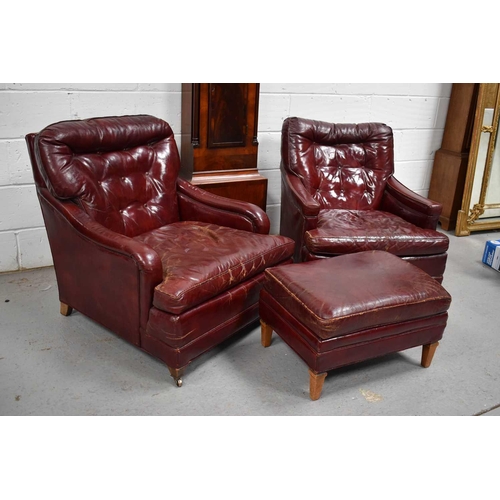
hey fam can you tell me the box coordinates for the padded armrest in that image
[38,187,163,278]
[279,168,321,262]
[176,178,270,234]
[37,187,164,342]
[283,169,321,217]
[380,177,442,230]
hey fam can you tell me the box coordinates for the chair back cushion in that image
[34,115,180,237]
[281,117,394,210]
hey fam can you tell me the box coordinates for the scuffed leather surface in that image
[134,221,295,314]
[381,176,442,230]
[281,117,394,210]
[148,274,264,348]
[263,251,451,340]
[177,178,270,234]
[143,300,260,369]
[305,209,449,256]
[145,261,292,369]
[35,115,180,237]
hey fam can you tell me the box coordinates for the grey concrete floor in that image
[1,229,499,416]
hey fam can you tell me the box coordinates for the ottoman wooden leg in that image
[421,341,439,368]
[309,369,327,401]
[261,320,273,347]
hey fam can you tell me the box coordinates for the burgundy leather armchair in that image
[279,117,449,282]
[26,115,294,386]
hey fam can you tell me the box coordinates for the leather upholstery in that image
[279,117,449,281]
[177,178,270,234]
[26,115,295,380]
[147,274,264,349]
[134,221,294,314]
[263,251,451,340]
[260,250,451,375]
[305,209,449,256]
[281,118,393,210]
[35,115,180,238]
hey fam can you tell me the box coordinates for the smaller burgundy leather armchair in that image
[279,117,449,282]
[26,115,294,386]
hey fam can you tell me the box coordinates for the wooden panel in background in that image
[181,83,267,210]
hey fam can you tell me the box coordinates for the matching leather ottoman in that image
[259,251,452,400]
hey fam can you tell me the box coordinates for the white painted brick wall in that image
[0,232,18,271]
[0,83,451,272]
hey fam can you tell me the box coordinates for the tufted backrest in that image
[281,117,394,210]
[34,115,180,237]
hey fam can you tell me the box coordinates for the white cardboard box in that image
[482,239,500,272]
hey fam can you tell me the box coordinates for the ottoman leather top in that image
[263,251,451,340]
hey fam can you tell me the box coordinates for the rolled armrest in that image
[177,178,270,234]
[38,188,163,278]
[380,176,442,230]
[279,168,320,261]
[282,168,321,217]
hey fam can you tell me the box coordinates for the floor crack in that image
[474,402,500,416]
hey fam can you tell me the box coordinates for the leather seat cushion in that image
[134,221,295,314]
[263,251,451,340]
[305,209,449,256]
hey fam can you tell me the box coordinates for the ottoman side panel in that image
[315,324,446,373]
[260,290,322,371]
[260,289,448,373]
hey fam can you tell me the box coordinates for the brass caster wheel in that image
[168,366,185,387]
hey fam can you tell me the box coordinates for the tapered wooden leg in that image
[309,369,327,401]
[261,320,273,347]
[60,302,73,316]
[421,342,439,368]
[168,367,185,387]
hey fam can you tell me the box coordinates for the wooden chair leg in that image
[421,342,439,368]
[60,302,73,316]
[309,369,327,401]
[168,367,185,387]
[261,320,273,347]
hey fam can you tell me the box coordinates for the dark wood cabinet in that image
[180,83,268,210]
[428,83,479,230]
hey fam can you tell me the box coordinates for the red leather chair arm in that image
[37,187,163,344]
[284,170,321,217]
[176,178,270,234]
[380,176,442,230]
[39,188,163,277]
[279,169,321,261]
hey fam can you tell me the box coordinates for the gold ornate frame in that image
[456,83,500,236]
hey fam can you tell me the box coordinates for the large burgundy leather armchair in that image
[279,117,449,282]
[26,115,294,386]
